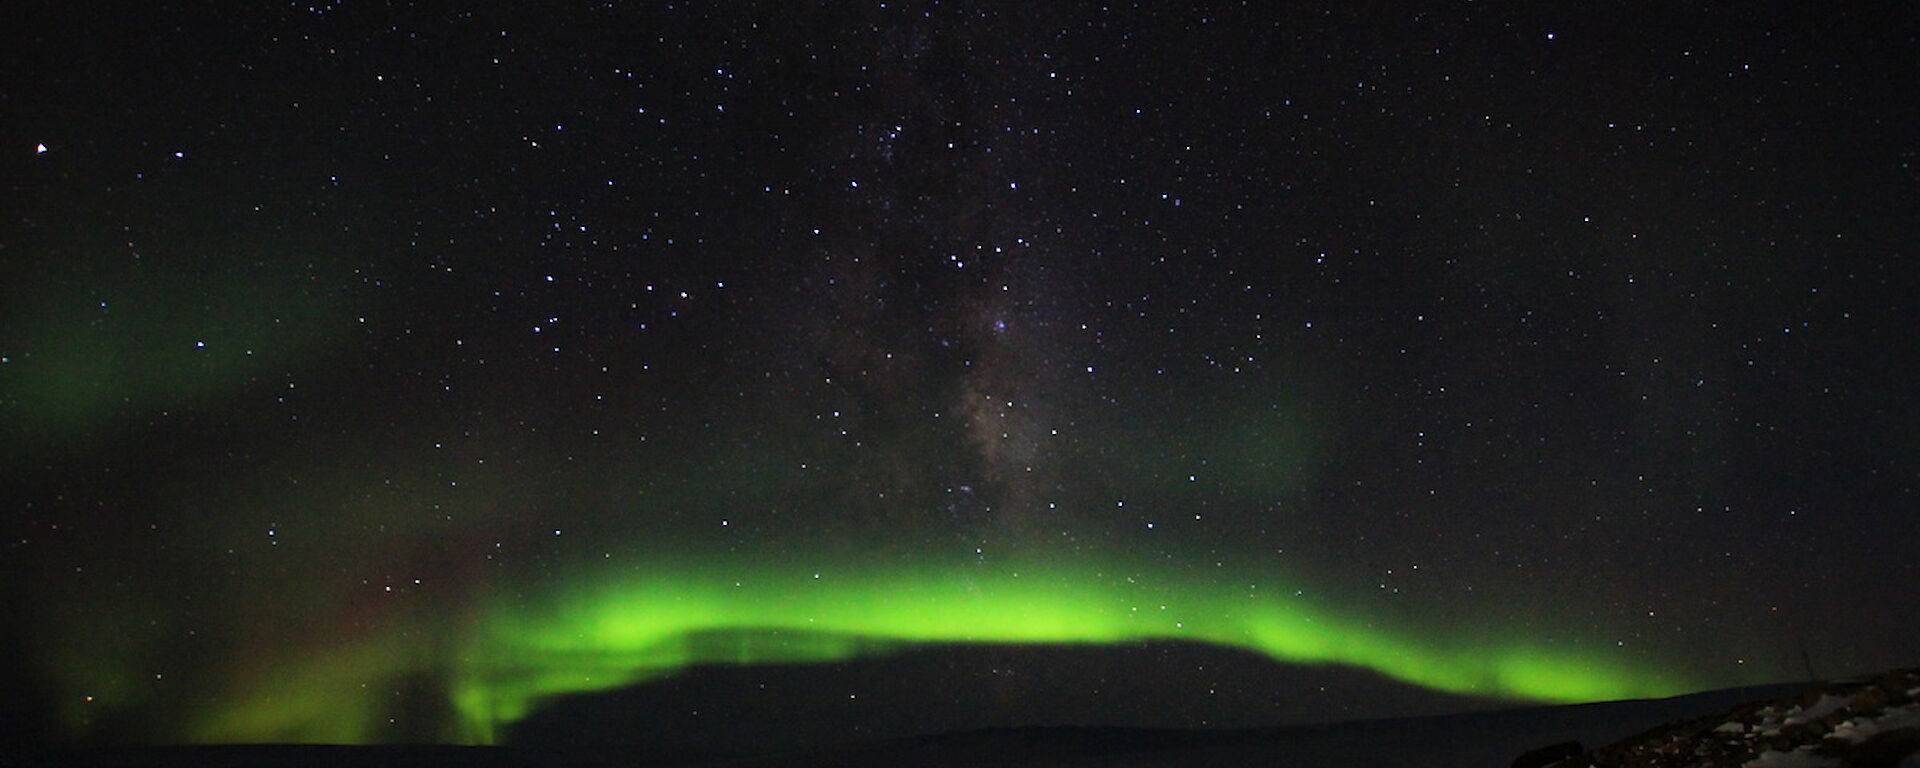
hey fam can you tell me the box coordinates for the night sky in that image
[3,0,1917,750]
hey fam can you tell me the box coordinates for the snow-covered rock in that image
[1556,668,1920,768]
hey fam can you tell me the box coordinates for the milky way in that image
[3,0,1915,749]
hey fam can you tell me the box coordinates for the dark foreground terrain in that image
[17,674,1914,768]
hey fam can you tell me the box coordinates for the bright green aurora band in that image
[181,555,1696,744]
[8,254,1700,742]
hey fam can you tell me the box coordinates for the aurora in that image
[174,553,1696,745]
[9,0,1913,757]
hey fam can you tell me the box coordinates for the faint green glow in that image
[0,239,348,446]
[189,637,427,744]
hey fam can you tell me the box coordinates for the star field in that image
[1,0,1915,748]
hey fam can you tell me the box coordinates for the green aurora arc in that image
[175,554,1700,745]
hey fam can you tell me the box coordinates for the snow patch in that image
[1744,744,1838,768]
[1784,694,1848,726]
[1830,702,1920,744]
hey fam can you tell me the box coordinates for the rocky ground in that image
[1551,668,1920,768]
